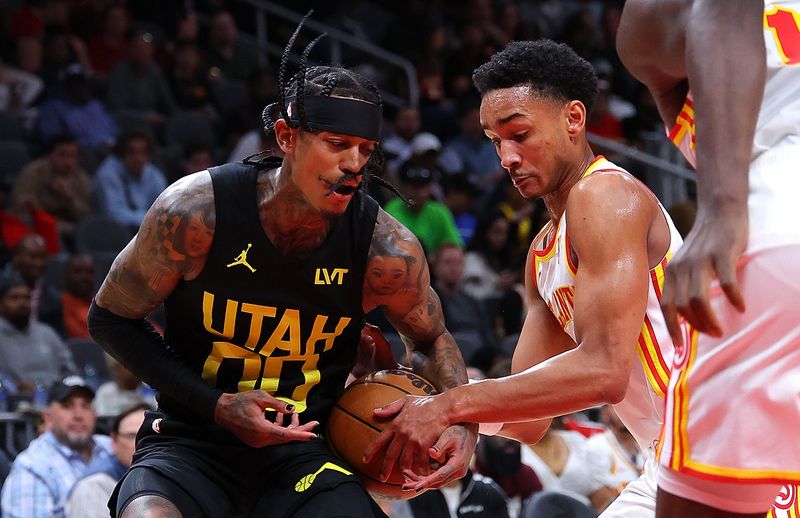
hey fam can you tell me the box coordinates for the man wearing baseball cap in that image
[1,376,113,518]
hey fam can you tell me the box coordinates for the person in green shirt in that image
[384,161,464,256]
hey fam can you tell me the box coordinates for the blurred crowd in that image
[0,0,696,517]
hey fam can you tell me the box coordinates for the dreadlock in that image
[258,12,411,206]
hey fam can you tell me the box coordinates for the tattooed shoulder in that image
[96,171,216,317]
[140,172,216,277]
[364,210,434,314]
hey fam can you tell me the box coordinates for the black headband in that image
[285,95,382,141]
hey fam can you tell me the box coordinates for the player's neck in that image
[258,168,336,256]
[542,145,596,223]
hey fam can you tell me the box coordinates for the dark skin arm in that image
[361,209,477,487]
[94,171,317,447]
[618,0,764,344]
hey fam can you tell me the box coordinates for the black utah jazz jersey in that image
[161,162,378,428]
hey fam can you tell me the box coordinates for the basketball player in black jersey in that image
[87,20,476,518]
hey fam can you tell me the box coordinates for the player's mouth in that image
[321,176,360,198]
[333,184,357,195]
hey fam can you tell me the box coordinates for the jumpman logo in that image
[294,462,353,492]
[226,243,256,272]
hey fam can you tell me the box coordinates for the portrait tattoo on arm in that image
[364,211,467,389]
[96,174,216,318]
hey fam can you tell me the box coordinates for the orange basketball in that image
[327,369,438,500]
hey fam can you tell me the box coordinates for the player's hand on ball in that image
[214,390,318,447]
[401,424,478,492]
[349,324,400,381]
[363,394,463,487]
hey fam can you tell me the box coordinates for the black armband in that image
[88,300,223,422]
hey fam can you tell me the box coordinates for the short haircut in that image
[48,134,77,153]
[473,39,598,115]
[113,130,154,156]
[112,403,151,434]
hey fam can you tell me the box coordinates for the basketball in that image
[327,369,438,500]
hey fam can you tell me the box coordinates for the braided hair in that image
[258,13,411,206]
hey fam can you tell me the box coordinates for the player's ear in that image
[274,119,296,154]
[565,100,587,141]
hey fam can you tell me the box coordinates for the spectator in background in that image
[206,10,257,82]
[106,30,176,125]
[87,3,129,76]
[382,105,422,171]
[395,468,510,518]
[94,355,156,418]
[521,417,617,514]
[384,161,463,256]
[586,405,644,495]
[65,404,148,518]
[228,128,270,163]
[442,173,481,245]
[92,130,167,234]
[1,376,112,518]
[0,57,44,123]
[431,243,498,358]
[463,210,524,337]
[476,435,543,518]
[494,175,540,255]
[13,134,91,240]
[168,42,214,113]
[6,234,51,318]
[15,36,44,77]
[39,29,93,96]
[0,273,75,397]
[41,254,95,339]
[36,62,118,151]
[224,69,276,140]
[0,184,60,257]
[440,95,503,186]
[179,141,215,182]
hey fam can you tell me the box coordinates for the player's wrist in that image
[437,386,463,427]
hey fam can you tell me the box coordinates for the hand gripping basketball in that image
[326,369,438,500]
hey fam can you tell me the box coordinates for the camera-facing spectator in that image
[13,134,91,239]
[206,10,257,82]
[36,63,118,151]
[106,30,177,125]
[0,272,76,397]
[1,376,112,517]
[41,254,96,339]
[65,404,148,518]
[92,130,167,234]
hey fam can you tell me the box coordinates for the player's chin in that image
[322,191,355,212]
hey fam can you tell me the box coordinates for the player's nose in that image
[499,142,521,170]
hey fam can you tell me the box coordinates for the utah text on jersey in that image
[200,290,351,412]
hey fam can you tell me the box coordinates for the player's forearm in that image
[88,300,223,421]
[688,0,764,210]
[407,330,468,392]
[496,419,552,444]
[439,345,626,425]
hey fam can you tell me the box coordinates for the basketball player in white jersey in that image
[618,1,800,516]
[363,39,685,517]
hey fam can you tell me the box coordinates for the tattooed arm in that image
[362,209,476,487]
[363,209,467,389]
[89,171,317,445]
[95,172,214,317]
